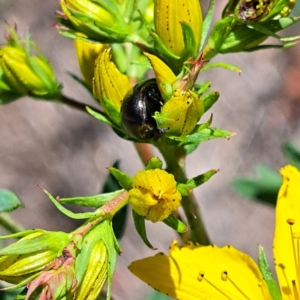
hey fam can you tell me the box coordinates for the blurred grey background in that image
[0,0,300,299]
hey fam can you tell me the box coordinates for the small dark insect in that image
[121,79,165,141]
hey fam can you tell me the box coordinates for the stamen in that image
[287,219,300,299]
[197,270,261,300]
[292,280,300,300]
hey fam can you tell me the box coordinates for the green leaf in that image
[58,190,124,207]
[258,245,281,300]
[132,210,155,249]
[202,91,220,112]
[0,231,70,255]
[67,72,93,95]
[182,122,231,154]
[194,81,211,96]
[86,106,114,127]
[43,188,103,219]
[145,157,163,170]
[0,189,23,213]
[200,62,241,73]
[108,167,133,190]
[163,215,187,233]
[282,141,300,169]
[186,169,219,189]
[231,165,281,206]
[177,183,191,196]
[102,160,128,240]
[170,127,234,146]
[181,21,197,58]
[200,0,216,51]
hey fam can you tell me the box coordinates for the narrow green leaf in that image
[108,167,133,190]
[171,127,234,145]
[145,157,163,170]
[163,215,187,233]
[181,22,197,57]
[132,210,155,249]
[0,189,23,213]
[258,245,281,300]
[186,169,219,189]
[282,142,300,169]
[67,72,93,95]
[43,188,102,219]
[202,91,220,112]
[231,165,281,206]
[200,62,241,73]
[58,190,124,207]
[200,0,216,51]
[86,106,114,127]
[195,81,211,96]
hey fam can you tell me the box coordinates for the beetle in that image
[121,79,165,141]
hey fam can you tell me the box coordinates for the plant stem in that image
[0,213,25,233]
[60,94,105,115]
[157,140,210,245]
[134,143,154,166]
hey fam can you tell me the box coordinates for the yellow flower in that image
[129,165,300,299]
[129,169,182,223]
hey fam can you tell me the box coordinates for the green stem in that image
[156,139,210,245]
[0,213,25,233]
[60,94,105,116]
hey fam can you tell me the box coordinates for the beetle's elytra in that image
[121,79,164,140]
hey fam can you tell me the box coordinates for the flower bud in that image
[204,1,299,60]
[93,48,132,126]
[154,90,204,137]
[75,220,119,300]
[58,0,131,42]
[0,230,70,284]
[26,246,77,299]
[74,39,108,88]
[154,0,203,57]
[0,30,61,101]
[129,169,182,223]
[75,240,108,300]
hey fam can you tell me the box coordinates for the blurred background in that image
[0,0,300,299]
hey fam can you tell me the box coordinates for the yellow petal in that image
[129,241,271,300]
[273,165,300,299]
[75,39,108,87]
[93,48,132,111]
[144,52,176,97]
[154,0,202,56]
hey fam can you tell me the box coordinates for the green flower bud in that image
[223,0,296,23]
[58,0,131,43]
[75,220,119,300]
[26,246,77,299]
[0,230,70,284]
[154,90,204,137]
[0,31,61,102]
[204,13,300,60]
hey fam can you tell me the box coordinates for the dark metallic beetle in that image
[121,79,165,140]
